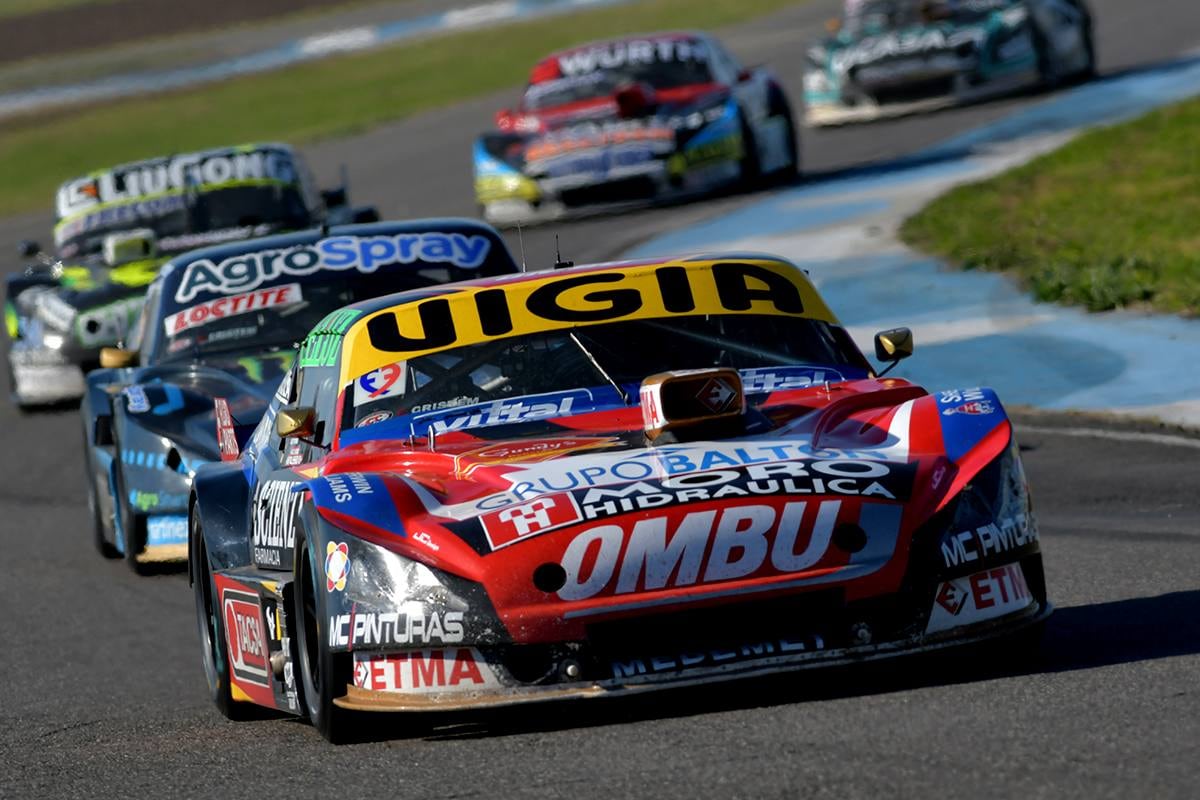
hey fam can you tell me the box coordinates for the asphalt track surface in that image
[3,1,1200,796]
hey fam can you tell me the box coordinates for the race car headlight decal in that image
[343,535,469,614]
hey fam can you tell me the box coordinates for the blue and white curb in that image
[628,54,1200,428]
[0,0,632,119]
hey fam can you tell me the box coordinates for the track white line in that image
[1018,425,1200,449]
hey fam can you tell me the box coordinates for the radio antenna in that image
[554,234,573,269]
[516,220,528,272]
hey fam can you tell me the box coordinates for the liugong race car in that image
[190,254,1048,741]
[474,32,799,225]
[81,219,518,571]
[804,0,1095,126]
[5,143,375,408]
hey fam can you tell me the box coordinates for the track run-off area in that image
[2,1,1199,797]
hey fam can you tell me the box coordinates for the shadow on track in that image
[326,590,1200,745]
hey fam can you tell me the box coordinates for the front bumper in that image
[337,598,1050,712]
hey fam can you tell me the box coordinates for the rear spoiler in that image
[215,398,240,461]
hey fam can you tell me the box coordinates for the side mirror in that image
[874,327,914,365]
[99,347,137,368]
[17,240,40,258]
[276,406,317,439]
[320,187,348,209]
[825,17,843,34]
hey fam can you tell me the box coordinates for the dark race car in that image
[81,219,518,571]
[804,0,1095,126]
[6,143,377,408]
[474,32,799,225]
[189,254,1047,741]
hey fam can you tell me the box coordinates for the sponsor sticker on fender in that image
[164,283,303,335]
[925,562,1033,635]
[222,587,270,688]
[481,492,584,550]
[353,648,499,693]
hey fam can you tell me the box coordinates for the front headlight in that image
[343,535,470,613]
[939,441,1039,571]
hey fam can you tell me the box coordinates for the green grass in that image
[0,0,803,217]
[901,96,1200,315]
[0,0,120,19]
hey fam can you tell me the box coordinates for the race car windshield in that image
[344,314,867,431]
[843,0,997,31]
[55,183,311,259]
[523,51,714,109]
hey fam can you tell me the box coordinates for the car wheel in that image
[82,421,120,559]
[737,111,762,187]
[294,531,355,743]
[1078,21,1098,80]
[110,454,148,574]
[1032,26,1061,89]
[191,518,257,720]
[770,94,801,182]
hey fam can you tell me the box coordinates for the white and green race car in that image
[803,0,1095,126]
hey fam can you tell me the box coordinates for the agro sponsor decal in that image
[555,498,902,601]
[123,385,150,413]
[328,610,464,647]
[353,648,498,693]
[221,585,271,688]
[353,361,406,406]
[174,232,493,303]
[343,260,834,387]
[325,541,350,592]
[56,148,297,219]
[611,636,825,680]
[481,493,584,550]
[163,283,303,335]
[146,515,188,546]
[252,480,303,568]
[941,513,1038,568]
[555,37,709,77]
[925,562,1033,635]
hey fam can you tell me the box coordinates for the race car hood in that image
[114,352,290,460]
[307,379,1016,637]
[817,17,994,76]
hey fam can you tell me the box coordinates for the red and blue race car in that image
[473,32,800,225]
[190,254,1047,741]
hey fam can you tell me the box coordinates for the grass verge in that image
[0,0,803,218]
[901,96,1200,315]
[0,0,119,19]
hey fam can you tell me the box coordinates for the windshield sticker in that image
[344,260,834,384]
[174,232,493,303]
[741,366,865,394]
[354,362,407,407]
[357,410,394,428]
[555,38,709,78]
[299,308,362,369]
[54,195,186,247]
[56,148,297,220]
[164,283,304,335]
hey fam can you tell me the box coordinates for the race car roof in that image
[327,253,841,386]
[54,142,302,222]
[529,31,712,83]
[155,217,519,321]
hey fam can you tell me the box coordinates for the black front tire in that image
[110,456,148,574]
[295,531,356,743]
[191,517,257,721]
[83,426,120,559]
